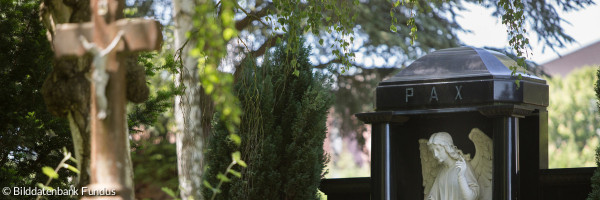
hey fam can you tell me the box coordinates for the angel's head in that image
[428,132,465,164]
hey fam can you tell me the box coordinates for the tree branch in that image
[314,58,342,69]
[235,3,274,31]
[251,34,284,58]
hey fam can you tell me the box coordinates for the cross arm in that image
[52,18,163,57]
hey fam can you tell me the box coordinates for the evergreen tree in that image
[203,37,333,200]
[588,67,600,200]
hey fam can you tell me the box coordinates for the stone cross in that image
[51,0,162,199]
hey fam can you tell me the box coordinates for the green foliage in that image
[491,0,593,53]
[390,0,418,45]
[36,148,78,200]
[388,0,593,77]
[161,187,179,200]
[191,0,242,139]
[496,0,592,77]
[204,38,333,200]
[204,151,247,200]
[589,146,600,199]
[0,0,74,198]
[498,0,530,80]
[190,0,358,139]
[131,132,178,197]
[547,66,600,168]
[271,0,357,72]
[128,52,181,132]
[128,85,180,133]
[128,51,181,198]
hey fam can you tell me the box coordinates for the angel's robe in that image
[426,163,479,200]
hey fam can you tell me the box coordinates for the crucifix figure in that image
[51,0,162,199]
[79,30,124,119]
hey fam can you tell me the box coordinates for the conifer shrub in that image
[589,146,600,199]
[588,67,600,200]
[203,37,333,200]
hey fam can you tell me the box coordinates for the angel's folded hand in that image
[455,160,466,174]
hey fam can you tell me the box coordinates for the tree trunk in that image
[67,111,91,189]
[40,0,93,189]
[173,0,206,199]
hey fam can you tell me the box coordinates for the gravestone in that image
[353,46,549,200]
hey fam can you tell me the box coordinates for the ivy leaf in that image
[229,133,241,146]
[228,169,242,178]
[37,183,54,191]
[231,151,247,167]
[237,159,247,168]
[232,151,241,163]
[291,59,297,69]
[203,180,214,189]
[217,172,231,182]
[68,156,78,164]
[42,166,58,179]
[161,187,177,198]
[63,164,80,174]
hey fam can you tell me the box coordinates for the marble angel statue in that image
[418,128,493,200]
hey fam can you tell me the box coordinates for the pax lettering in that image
[404,85,463,103]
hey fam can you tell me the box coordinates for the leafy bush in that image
[547,66,600,168]
[0,1,74,198]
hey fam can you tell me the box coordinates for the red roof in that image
[541,40,600,76]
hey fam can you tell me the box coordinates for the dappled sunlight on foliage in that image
[547,66,600,168]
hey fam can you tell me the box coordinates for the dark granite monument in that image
[320,47,595,200]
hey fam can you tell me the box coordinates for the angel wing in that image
[468,128,493,200]
[419,139,441,198]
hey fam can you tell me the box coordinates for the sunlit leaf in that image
[63,164,80,174]
[232,151,241,163]
[237,159,247,168]
[217,172,231,182]
[228,169,241,178]
[161,187,177,198]
[37,183,54,191]
[229,133,241,146]
[223,28,236,40]
[42,166,58,179]
[203,180,214,189]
